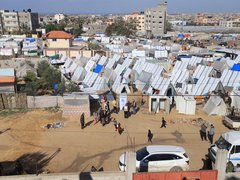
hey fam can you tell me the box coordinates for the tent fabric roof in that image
[46,31,73,39]
[231,64,240,72]
[220,69,240,87]
[0,76,15,83]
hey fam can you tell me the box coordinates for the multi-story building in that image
[144,2,167,37]
[124,11,145,33]
[0,9,39,34]
[219,18,240,28]
[18,10,39,31]
[196,13,220,26]
[0,10,19,33]
[39,15,56,25]
[54,13,65,24]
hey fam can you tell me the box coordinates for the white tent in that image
[84,60,96,72]
[230,89,240,109]
[203,96,227,116]
[176,96,196,115]
[71,66,86,83]
[82,71,98,87]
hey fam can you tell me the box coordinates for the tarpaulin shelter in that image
[231,64,240,72]
[93,64,103,74]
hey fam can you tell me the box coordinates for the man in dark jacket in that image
[80,113,85,129]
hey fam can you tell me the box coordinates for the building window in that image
[159,21,162,23]
[53,39,57,41]
[159,16,163,18]
[12,16,16,18]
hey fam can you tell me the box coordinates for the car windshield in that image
[216,136,232,150]
[136,147,149,161]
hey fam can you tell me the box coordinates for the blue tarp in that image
[231,64,240,72]
[178,33,184,38]
[93,64,103,74]
[25,38,35,43]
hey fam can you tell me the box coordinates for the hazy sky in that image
[0,0,239,14]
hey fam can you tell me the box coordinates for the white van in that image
[209,131,240,166]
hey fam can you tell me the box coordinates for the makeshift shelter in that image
[220,69,240,88]
[135,71,152,92]
[71,66,86,83]
[62,94,90,118]
[176,96,196,115]
[231,90,240,109]
[193,65,214,80]
[203,96,227,116]
[148,95,171,114]
[191,77,225,96]
[82,71,98,87]
[147,76,176,96]
[98,55,108,65]
[84,60,96,72]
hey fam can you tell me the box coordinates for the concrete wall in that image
[0,172,126,180]
[27,96,64,108]
[47,39,70,48]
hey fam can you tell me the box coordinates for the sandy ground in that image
[0,100,229,174]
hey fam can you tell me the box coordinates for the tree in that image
[20,61,63,95]
[105,19,137,37]
[65,82,80,92]
[20,71,40,96]
[19,23,31,35]
[166,21,172,32]
[88,43,101,50]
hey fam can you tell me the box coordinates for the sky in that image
[0,0,240,14]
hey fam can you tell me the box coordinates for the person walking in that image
[127,101,131,117]
[148,129,153,143]
[80,113,85,129]
[124,104,128,118]
[112,118,118,131]
[200,123,207,141]
[132,99,137,115]
[93,111,98,125]
[112,99,117,114]
[160,117,167,128]
[208,124,215,144]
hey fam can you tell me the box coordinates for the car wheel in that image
[170,166,183,172]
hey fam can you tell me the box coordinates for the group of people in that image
[200,123,215,144]
[123,99,138,119]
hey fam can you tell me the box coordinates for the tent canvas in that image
[203,96,227,116]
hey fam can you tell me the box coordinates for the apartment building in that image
[124,11,145,33]
[18,10,39,31]
[0,10,19,33]
[54,13,65,24]
[219,18,240,28]
[144,2,167,37]
[0,9,39,34]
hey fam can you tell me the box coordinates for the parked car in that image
[119,145,189,172]
[209,131,240,166]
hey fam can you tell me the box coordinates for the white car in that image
[119,145,189,172]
